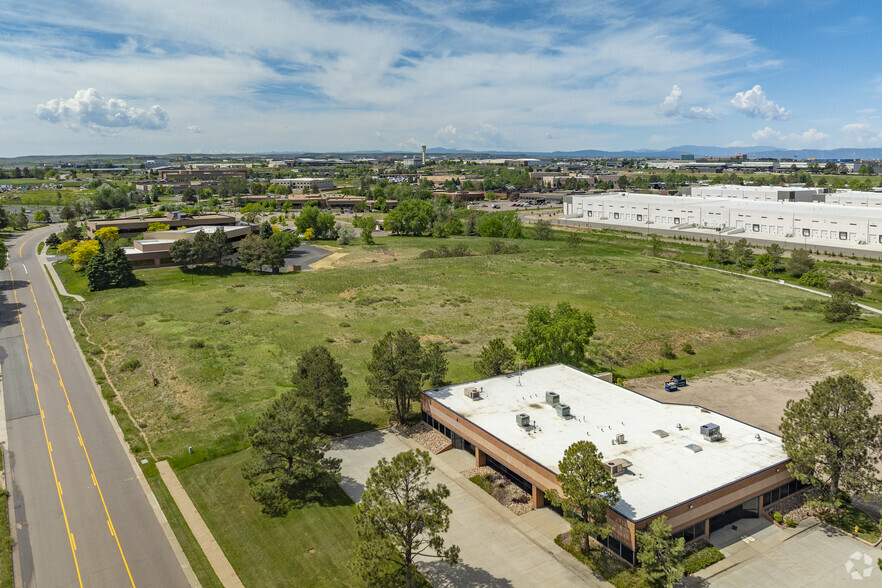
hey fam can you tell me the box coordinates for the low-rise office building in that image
[421,365,797,564]
[421,364,802,563]
[87,213,237,239]
[124,224,255,268]
[270,177,335,191]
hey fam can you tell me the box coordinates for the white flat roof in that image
[425,365,788,521]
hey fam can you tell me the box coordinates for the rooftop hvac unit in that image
[516,413,531,427]
[605,458,633,476]
[615,433,625,445]
[700,423,722,442]
[556,404,570,418]
[464,387,480,400]
[545,391,560,406]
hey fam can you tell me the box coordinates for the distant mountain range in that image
[424,145,882,160]
[3,146,882,164]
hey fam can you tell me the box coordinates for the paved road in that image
[0,226,189,587]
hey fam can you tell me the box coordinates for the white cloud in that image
[751,126,828,148]
[35,88,168,133]
[683,106,719,121]
[659,85,682,117]
[0,1,770,153]
[658,85,718,121]
[840,122,882,145]
[730,85,792,121]
[434,125,458,144]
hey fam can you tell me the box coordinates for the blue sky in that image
[1,0,880,156]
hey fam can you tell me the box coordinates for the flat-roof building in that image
[270,177,335,191]
[563,191,882,248]
[87,213,237,239]
[421,365,799,564]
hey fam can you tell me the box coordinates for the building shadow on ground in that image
[419,559,515,588]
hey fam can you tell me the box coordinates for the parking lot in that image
[329,429,604,587]
[690,516,880,587]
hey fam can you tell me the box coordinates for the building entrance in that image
[709,496,759,533]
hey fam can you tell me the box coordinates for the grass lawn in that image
[818,504,881,543]
[176,450,362,588]
[61,232,850,467]
[142,462,224,588]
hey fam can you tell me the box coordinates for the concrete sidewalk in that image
[157,461,244,588]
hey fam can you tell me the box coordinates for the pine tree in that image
[105,244,137,288]
[85,242,112,291]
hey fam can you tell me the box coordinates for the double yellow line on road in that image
[9,233,135,587]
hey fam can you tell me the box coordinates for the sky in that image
[1,0,881,156]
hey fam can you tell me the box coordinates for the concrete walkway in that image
[329,429,605,587]
[37,227,85,301]
[156,461,244,588]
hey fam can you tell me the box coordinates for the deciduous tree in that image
[533,219,553,241]
[352,449,459,588]
[786,248,814,277]
[474,338,516,377]
[545,441,619,550]
[513,302,595,368]
[824,293,860,322]
[781,375,882,501]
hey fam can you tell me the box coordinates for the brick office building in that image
[420,365,802,564]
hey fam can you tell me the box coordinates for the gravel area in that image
[395,422,452,454]
[765,489,817,525]
[462,466,534,516]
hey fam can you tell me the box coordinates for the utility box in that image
[701,423,722,442]
[605,458,633,476]
[545,391,560,406]
[516,413,531,427]
[556,403,570,417]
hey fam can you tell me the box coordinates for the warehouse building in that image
[563,191,882,245]
[421,365,800,564]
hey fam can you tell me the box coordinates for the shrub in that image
[645,361,668,375]
[785,518,796,528]
[189,340,206,349]
[683,543,725,575]
[487,240,520,255]
[824,293,860,322]
[681,343,695,355]
[828,280,866,297]
[418,244,472,259]
[798,269,828,289]
[772,511,783,523]
[121,358,141,372]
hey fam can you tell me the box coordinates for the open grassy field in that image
[61,232,851,467]
[177,450,362,587]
